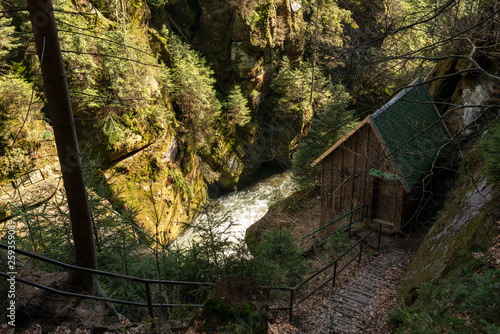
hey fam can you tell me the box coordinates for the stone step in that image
[333,308,365,323]
[351,279,377,290]
[332,315,363,328]
[339,289,372,302]
[335,292,374,306]
[325,248,409,333]
[345,286,374,297]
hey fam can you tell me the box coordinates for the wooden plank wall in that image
[319,123,410,233]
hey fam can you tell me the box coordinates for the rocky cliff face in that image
[428,57,500,138]
[158,0,307,176]
[399,146,497,296]
[400,55,500,297]
[0,0,320,244]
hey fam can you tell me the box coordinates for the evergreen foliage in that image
[482,120,500,185]
[0,10,19,62]
[305,0,357,48]
[1,187,308,323]
[51,0,174,152]
[271,57,315,119]
[387,267,500,333]
[0,0,499,329]
[224,85,252,128]
[291,83,354,187]
[101,114,126,149]
[0,74,44,178]
[201,299,268,333]
[169,35,222,154]
[250,227,309,287]
[324,231,351,258]
[270,55,356,188]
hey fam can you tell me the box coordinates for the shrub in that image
[0,10,19,61]
[250,227,309,287]
[101,114,126,149]
[168,35,222,153]
[452,268,500,326]
[324,231,351,258]
[387,267,500,333]
[201,299,268,333]
[223,85,252,128]
[0,74,44,178]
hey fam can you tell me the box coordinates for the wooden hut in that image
[311,78,450,232]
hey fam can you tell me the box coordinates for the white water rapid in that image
[174,171,299,249]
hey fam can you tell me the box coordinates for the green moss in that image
[401,193,495,297]
[389,267,500,333]
[104,135,205,244]
[399,145,497,298]
[390,149,499,334]
[482,120,500,185]
[248,1,274,48]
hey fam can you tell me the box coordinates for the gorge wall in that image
[0,0,354,243]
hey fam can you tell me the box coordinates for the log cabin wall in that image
[319,122,407,235]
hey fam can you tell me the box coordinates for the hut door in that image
[371,178,398,223]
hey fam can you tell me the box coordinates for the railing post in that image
[145,282,155,327]
[358,240,363,263]
[289,289,294,322]
[348,213,352,237]
[377,224,382,252]
[332,261,337,287]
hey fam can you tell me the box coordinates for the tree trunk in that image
[27,0,98,291]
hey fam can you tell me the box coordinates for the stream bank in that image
[174,171,300,249]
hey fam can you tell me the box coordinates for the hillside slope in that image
[389,140,499,332]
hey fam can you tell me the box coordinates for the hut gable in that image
[312,78,450,192]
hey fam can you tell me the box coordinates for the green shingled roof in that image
[370,78,450,190]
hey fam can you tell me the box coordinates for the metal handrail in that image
[300,205,368,245]
[4,195,164,253]
[0,243,215,322]
[5,201,31,227]
[269,223,382,322]
[0,272,204,308]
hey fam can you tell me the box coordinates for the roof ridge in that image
[371,77,424,119]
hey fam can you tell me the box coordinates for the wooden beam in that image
[310,117,370,167]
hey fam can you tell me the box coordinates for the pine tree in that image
[0,10,19,63]
[169,35,221,153]
[224,85,252,127]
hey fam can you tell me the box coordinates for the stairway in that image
[316,248,408,334]
[1,171,61,219]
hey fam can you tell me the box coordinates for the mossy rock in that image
[399,147,497,298]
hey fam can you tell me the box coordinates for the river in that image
[174,171,299,248]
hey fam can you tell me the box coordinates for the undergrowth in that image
[1,165,309,331]
[386,130,500,334]
[324,231,351,259]
[387,265,500,333]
